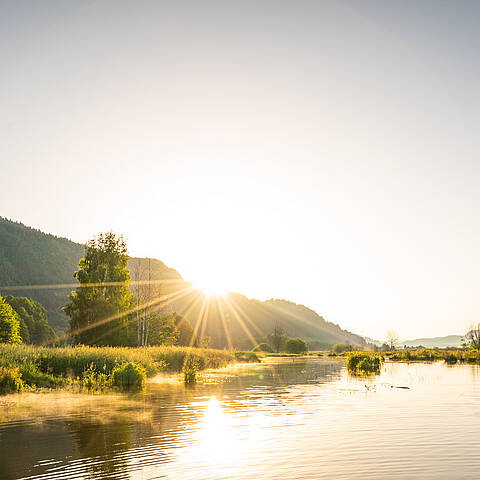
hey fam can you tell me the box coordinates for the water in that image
[1,358,480,480]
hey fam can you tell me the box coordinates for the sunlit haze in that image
[2,1,480,340]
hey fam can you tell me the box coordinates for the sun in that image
[193,279,229,297]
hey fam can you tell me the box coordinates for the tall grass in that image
[0,344,241,394]
[0,344,236,377]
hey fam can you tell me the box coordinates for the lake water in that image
[1,357,480,479]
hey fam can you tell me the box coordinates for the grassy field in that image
[0,344,258,394]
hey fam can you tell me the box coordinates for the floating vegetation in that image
[347,353,383,375]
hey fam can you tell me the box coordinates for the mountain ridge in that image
[0,216,365,348]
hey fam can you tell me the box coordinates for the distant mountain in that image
[401,335,463,349]
[0,217,365,348]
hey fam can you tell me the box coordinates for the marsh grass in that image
[0,344,238,394]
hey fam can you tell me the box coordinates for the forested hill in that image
[0,218,181,331]
[0,217,365,347]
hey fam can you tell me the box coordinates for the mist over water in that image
[1,358,480,479]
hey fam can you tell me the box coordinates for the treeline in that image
[0,295,56,345]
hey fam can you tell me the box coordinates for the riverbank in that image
[0,344,259,394]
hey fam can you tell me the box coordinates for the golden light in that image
[193,279,229,298]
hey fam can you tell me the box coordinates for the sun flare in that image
[194,279,229,297]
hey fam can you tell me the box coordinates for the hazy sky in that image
[1,1,479,340]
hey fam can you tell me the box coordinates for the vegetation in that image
[252,342,274,353]
[64,232,132,346]
[347,352,383,375]
[0,218,367,349]
[0,296,22,344]
[331,343,363,354]
[0,366,24,394]
[285,337,308,354]
[463,324,480,349]
[183,357,197,384]
[112,362,146,390]
[3,295,55,345]
[0,344,251,394]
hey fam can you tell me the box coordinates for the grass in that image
[0,344,256,394]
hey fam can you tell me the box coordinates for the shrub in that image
[19,362,66,389]
[285,338,308,354]
[0,367,24,394]
[183,357,197,384]
[252,342,273,353]
[111,362,146,390]
[235,351,260,362]
[347,353,383,375]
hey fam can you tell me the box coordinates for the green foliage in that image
[19,362,66,389]
[3,295,55,345]
[285,338,308,354]
[148,312,179,346]
[112,362,146,390]
[268,324,288,353]
[252,342,274,353]
[183,357,197,384]
[347,353,383,375]
[0,366,24,394]
[0,296,22,344]
[332,343,353,354]
[234,351,260,362]
[64,232,132,346]
[174,313,195,346]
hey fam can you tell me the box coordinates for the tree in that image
[0,295,21,344]
[173,313,195,346]
[463,323,480,349]
[148,313,179,346]
[386,330,399,350]
[64,232,131,346]
[268,323,288,352]
[285,337,308,354]
[3,295,55,345]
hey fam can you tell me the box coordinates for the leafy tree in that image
[148,313,179,346]
[3,295,55,345]
[174,313,195,346]
[386,330,399,350]
[253,342,274,353]
[285,337,308,354]
[0,295,22,344]
[64,232,131,346]
[268,323,288,352]
[463,323,480,349]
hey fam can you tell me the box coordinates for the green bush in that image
[285,338,308,354]
[252,342,273,353]
[19,362,66,389]
[347,353,383,375]
[183,357,197,384]
[235,351,260,362]
[111,362,146,390]
[0,367,24,394]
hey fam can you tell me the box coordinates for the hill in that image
[401,335,463,349]
[0,217,365,348]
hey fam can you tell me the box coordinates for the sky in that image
[1,0,479,340]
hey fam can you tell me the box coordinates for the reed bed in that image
[0,344,252,394]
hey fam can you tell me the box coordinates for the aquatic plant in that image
[112,362,146,390]
[347,353,383,375]
[183,357,197,384]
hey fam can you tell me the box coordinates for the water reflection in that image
[1,359,480,479]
